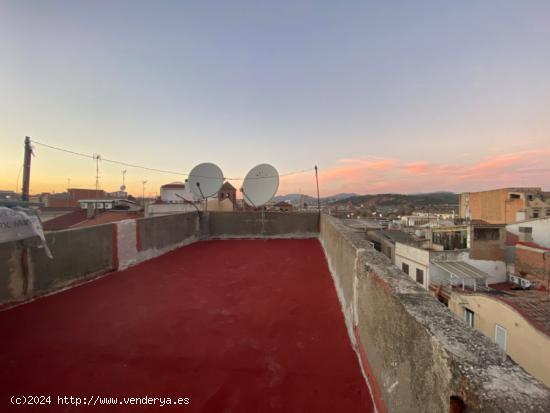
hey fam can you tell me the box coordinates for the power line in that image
[30,138,314,180]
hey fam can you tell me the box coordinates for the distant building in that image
[48,188,107,208]
[366,229,420,262]
[446,283,550,388]
[0,190,20,201]
[506,217,550,288]
[218,181,237,206]
[392,221,507,291]
[42,207,143,231]
[79,198,139,211]
[459,188,550,224]
[271,201,294,213]
[160,181,195,203]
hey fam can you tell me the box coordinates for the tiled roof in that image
[516,241,550,252]
[42,211,88,231]
[221,181,236,191]
[467,282,550,337]
[161,184,186,189]
[72,211,143,228]
[39,207,80,212]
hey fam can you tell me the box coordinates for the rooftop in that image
[486,282,550,337]
[42,210,143,231]
[0,239,373,412]
[1,211,549,412]
[376,229,421,245]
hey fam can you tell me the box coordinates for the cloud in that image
[278,147,550,196]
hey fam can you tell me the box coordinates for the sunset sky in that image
[1,1,549,197]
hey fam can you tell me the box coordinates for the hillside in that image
[333,192,458,206]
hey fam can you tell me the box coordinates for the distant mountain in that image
[272,194,316,203]
[273,191,458,207]
[273,193,358,204]
[333,192,458,206]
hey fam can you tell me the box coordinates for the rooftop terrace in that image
[0,238,372,412]
[1,211,550,412]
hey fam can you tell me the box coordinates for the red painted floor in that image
[0,239,373,412]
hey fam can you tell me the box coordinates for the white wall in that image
[160,187,196,203]
[432,250,506,285]
[395,242,430,289]
[506,217,550,248]
[396,244,507,289]
[147,203,198,217]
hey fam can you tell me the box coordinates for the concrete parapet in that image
[0,211,317,306]
[0,224,115,306]
[320,214,550,413]
[206,211,319,239]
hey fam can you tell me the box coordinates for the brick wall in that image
[515,245,550,285]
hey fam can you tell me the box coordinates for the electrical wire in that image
[30,139,314,180]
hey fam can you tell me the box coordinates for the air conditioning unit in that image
[509,274,533,289]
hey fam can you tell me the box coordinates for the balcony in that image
[1,212,549,412]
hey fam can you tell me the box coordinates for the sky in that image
[1,0,549,197]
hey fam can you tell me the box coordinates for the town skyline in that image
[2,1,550,196]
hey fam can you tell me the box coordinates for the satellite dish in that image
[188,163,224,198]
[242,164,279,207]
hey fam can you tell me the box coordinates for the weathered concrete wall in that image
[137,212,200,253]
[0,241,26,304]
[1,212,318,306]
[0,224,115,306]
[0,213,201,306]
[206,211,319,239]
[320,214,550,413]
[30,225,115,294]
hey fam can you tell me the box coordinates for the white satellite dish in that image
[188,163,224,198]
[242,164,279,207]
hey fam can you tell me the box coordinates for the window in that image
[402,263,409,275]
[510,193,521,199]
[464,308,474,328]
[416,268,424,285]
[473,228,500,240]
[546,209,550,216]
[495,325,507,351]
[532,209,539,218]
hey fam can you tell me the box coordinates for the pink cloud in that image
[277,147,550,196]
[403,162,430,176]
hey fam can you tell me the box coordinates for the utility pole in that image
[22,136,33,201]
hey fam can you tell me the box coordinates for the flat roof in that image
[432,260,489,280]
[0,239,373,412]
[376,229,419,245]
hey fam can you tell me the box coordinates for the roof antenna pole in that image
[315,165,320,213]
